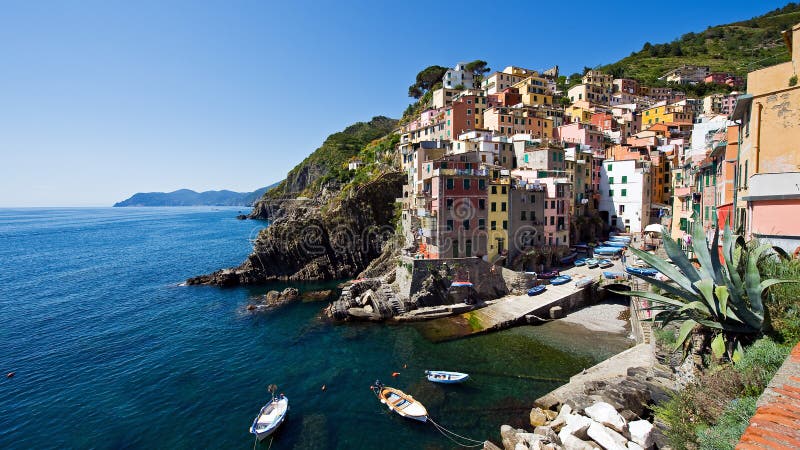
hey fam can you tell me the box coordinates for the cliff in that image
[187,171,404,285]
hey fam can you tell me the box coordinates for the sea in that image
[0,207,631,449]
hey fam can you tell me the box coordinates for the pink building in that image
[554,122,604,149]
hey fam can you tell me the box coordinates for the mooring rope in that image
[428,417,484,448]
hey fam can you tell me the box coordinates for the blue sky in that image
[0,0,791,206]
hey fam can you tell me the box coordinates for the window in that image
[501,202,507,212]
[521,211,527,220]
[446,198,453,210]
[607,164,612,171]
[621,176,627,184]
[609,177,614,184]
[463,220,470,230]
[478,219,485,230]
[491,186,497,194]
[501,186,507,194]
[621,189,627,197]
[705,206,710,218]
[491,221,496,230]
[463,179,470,190]
[609,189,614,197]
[550,216,555,225]
[446,178,454,190]
[551,200,555,209]
[502,220,508,230]
[619,205,625,214]
[479,179,486,190]
[530,195,535,203]
[491,202,496,212]
[446,220,453,231]
[479,199,485,210]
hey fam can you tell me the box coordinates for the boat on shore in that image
[527,285,547,296]
[603,271,627,280]
[249,394,289,441]
[560,252,577,264]
[598,259,614,268]
[372,381,428,422]
[626,266,658,277]
[575,278,594,288]
[550,275,572,285]
[425,370,470,384]
[538,270,560,279]
[603,241,628,247]
[573,258,587,267]
[585,258,600,268]
[593,246,623,256]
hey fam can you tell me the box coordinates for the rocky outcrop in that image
[187,172,404,286]
[245,288,300,311]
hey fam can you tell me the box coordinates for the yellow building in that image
[512,76,554,107]
[641,103,694,128]
[487,172,511,262]
[565,103,593,124]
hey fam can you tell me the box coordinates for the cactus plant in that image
[620,219,795,361]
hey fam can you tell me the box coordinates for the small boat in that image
[585,258,600,268]
[249,394,289,441]
[575,278,594,288]
[527,285,547,296]
[603,241,628,247]
[574,258,587,267]
[425,370,470,384]
[608,236,631,243]
[626,266,658,277]
[560,252,578,264]
[371,381,428,422]
[538,270,560,279]
[603,271,627,280]
[550,275,572,285]
[598,259,614,269]
[450,281,474,288]
[593,246,623,256]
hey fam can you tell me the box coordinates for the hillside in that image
[600,3,800,84]
[114,183,278,207]
[262,116,398,200]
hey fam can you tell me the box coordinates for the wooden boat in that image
[527,285,547,296]
[560,252,578,264]
[573,258,587,266]
[603,271,626,280]
[626,266,658,277]
[550,275,572,285]
[538,270,560,279]
[249,394,289,441]
[593,246,623,256]
[425,370,470,384]
[574,278,594,288]
[585,258,600,268]
[598,259,614,269]
[372,381,428,422]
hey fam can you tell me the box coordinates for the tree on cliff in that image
[408,65,448,98]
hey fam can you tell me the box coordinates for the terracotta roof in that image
[737,343,800,449]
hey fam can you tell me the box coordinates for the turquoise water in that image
[0,208,631,449]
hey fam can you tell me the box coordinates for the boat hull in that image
[550,276,572,285]
[425,370,470,384]
[376,386,428,422]
[250,397,288,441]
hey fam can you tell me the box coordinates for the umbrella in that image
[644,224,663,233]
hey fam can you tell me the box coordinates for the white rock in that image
[585,402,627,434]
[561,432,601,450]
[514,443,528,450]
[627,442,644,450]
[627,420,654,449]
[562,414,593,440]
[587,421,628,450]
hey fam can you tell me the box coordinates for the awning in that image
[729,94,753,122]
[644,224,664,233]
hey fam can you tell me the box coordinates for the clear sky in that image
[0,0,791,206]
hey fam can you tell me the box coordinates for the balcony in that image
[674,186,692,197]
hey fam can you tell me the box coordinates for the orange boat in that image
[371,381,428,422]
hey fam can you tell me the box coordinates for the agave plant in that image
[621,219,794,362]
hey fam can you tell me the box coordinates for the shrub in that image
[759,257,800,343]
[734,337,791,396]
[655,327,677,346]
[696,397,758,450]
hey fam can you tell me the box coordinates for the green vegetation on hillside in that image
[264,116,398,199]
[600,3,800,83]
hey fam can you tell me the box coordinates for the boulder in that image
[585,402,627,434]
[301,289,335,302]
[483,441,503,450]
[280,287,300,301]
[587,421,628,450]
[534,426,560,444]
[501,425,527,450]
[514,443,528,450]
[626,442,644,450]
[627,420,654,449]
[565,394,596,414]
[530,407,549,427]
[562,414,592,440]
[549,404,572,431]
[560,433,601,450]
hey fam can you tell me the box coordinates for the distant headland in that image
[113,183,279,207]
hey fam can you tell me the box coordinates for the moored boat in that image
[573,258,587,266]
[550,275,572,285]
[598,259,614,268]
[425,370,470,384]
[372,381,428,422]
[626,266,658,277]
[249,394,289,441]
[585,258,600,268]
[527,285,547,296]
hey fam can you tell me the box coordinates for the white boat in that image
[372,381,428,422]
[425,370,470,384]
[249,394,289,441]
